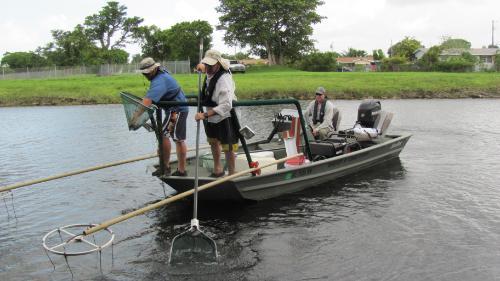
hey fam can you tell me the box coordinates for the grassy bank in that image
[1,67,500,106]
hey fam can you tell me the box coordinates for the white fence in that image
[0,60,191,80]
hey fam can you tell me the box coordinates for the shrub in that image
[297,52,337,72]
[380,56,408,71]
[436,57,475,72]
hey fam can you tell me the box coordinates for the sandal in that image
[209,171,225,178]
[171,169,188,177]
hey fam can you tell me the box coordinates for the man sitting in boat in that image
[194,50,239,177]
[132,57,189,177]
[305,87,341,140]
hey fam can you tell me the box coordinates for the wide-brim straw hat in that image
[139,57,160,74]
[201,49,230,70]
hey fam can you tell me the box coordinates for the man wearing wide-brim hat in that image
[194,49,238,177]
[135,57,189,177]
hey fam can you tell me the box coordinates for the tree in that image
[381,56,408,71]
[222,52,251,60]
[389,36,423,61]
[1,51,48,68]
[342,48,367,57]
[217,0,324,65]
[297,51,337,72]
[165,21,213,65]
[440,37,471,49]
[372,49,385,60]
[417,45,442,71]
[495,54,500,71]
[41,25,101,66]
[137,21,212,67]
[100,49,129,64]
[131,54,143,63]
[136,25,171,61]
[84,1,143,50]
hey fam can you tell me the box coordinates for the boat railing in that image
[155,97,313,165]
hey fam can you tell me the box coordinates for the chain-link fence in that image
[0,60,191,80]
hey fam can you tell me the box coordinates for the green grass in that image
[1,66,500,106]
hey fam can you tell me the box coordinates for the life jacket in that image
[312,100,327,125]
[201,69,228,107]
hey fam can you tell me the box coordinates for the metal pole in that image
[193,38,203,221]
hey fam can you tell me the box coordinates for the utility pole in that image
[492,20,495,47]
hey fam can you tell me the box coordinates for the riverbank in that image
[1,68,499,106]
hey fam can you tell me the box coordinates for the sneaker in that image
[171,170,188,177]
[152,166,171,177]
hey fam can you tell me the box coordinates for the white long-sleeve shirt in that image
[205,72,237,123]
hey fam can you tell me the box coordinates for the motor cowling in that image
[357,99,381,128]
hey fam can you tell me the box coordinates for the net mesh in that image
[170,229,218,264]
[120,92,157,131]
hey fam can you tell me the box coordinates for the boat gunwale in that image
[164,133,411,183]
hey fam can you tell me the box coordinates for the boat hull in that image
[161,134,411,201]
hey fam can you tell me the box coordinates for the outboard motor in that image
[357,100,381,128]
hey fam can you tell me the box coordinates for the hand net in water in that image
[120,92,157,131]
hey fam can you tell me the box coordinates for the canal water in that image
[1,99,500,281]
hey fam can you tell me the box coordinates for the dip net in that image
[120,92,157,131]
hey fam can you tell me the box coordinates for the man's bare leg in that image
[162,136,171,173]
[175,140,187,173]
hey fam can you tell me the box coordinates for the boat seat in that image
[309,136,361,159]
[350,110,393,141]
[332,108,341,131]
[373,111,393,136]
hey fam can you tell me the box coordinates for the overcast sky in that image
[1,0,499,61]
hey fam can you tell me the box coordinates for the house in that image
[414,47,499,70]
[336,56,375,71]
[441,48,498,70]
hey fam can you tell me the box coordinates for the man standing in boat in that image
[194,50,238,177]
[134,57,189,177]
[305,87,340,140]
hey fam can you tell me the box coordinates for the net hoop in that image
[42,224,114,256]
